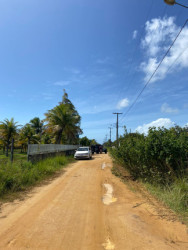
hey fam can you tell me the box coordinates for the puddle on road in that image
[102,184,117,205]
[102,238,115,250]
[101,162,106,170]
[101,162,112,170]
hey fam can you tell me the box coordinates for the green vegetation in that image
[111,126,188,184]
[79,136,98,146]
[44,90,82,144]
[0,155,73,198]
[0,150,27,163]
[0,91,79,199]
[110,126,188,221]
[0,118,20,157]
[0,90,82,161]
[144,180,188,223]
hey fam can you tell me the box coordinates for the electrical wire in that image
[117,46,187,127]
[120,18,188,120]
[119,1,168,124]
[116,0,154,101]
[176,2,188,9]
[165,47,188,75]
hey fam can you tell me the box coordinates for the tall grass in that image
[0,156,73,197]
[144,179,188,223]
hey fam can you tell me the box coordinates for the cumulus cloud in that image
[53,80,70,86]
[140,16,188,82]
[117,98,129,109]
[133,30,138,39]
[136,118,174,134]
[161,103,179,114]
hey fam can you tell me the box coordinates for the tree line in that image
[0,90,83,156]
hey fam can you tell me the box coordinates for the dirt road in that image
[0,154,187,249]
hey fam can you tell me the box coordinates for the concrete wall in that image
[27,144,79,163]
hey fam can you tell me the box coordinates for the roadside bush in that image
[110,126,188,185]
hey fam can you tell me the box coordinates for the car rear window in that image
[77,148,89,151]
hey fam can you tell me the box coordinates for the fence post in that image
[27,143,30,161]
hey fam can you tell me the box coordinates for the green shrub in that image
[110,126,188,185]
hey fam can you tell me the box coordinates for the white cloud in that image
[184,103,188,109]
[117,98,129,109]
[136,118,174,134]
[133,30,138,39]
[141,16,188,82]
[53,80,70,86]
[161,103,179,114]
[96,57,111,64]
[42,93,53,100]
[63,67,80,74]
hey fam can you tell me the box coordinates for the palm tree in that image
[0,118,19,156]
[45,104,82,144]
[20,124,37,145]
[30,117,43,135]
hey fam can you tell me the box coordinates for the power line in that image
[116,0,154,101]
[175,2,188,8]
[117,1,168,124]
[120,18,188,121]
[165,47,188,75]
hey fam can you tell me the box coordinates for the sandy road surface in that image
[0,154,187,250]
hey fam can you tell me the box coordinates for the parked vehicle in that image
[103,147,107,154]
[74,147,92,160]
[91,144,107,154]
[95,144,100,154]
[91,145,95,154]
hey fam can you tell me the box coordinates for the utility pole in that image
[113,113,122,147]
[108,126,112,147]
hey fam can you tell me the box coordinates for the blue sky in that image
[0,0,188,143]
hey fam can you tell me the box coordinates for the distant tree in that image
[90,139,98,145]
[0,118,19,156]
[45,90,82,144]
[30,117,43,135]
[20,124,38,145]
[103,139,112,147]
[79,136,91,146]
[41,131,52,144]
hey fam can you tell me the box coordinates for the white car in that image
[74,147,92,160]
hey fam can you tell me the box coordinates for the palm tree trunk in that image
[6,146,8,157]
[56,130,63,144]
[6,141,9,157]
